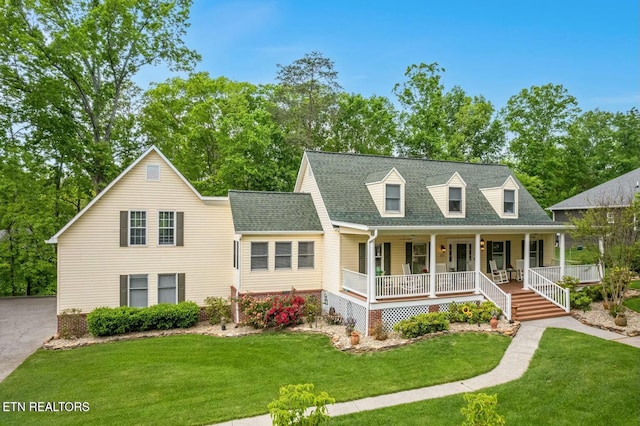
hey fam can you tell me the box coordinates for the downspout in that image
[366,229,378,336]
[235,237,242,324]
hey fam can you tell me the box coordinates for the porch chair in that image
[400,263,418,294]
[515,259,524,281]
[489,260,509,285]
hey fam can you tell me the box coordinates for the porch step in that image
[510,290,570,321]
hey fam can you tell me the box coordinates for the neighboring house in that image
[48,147,598,335]
[548,167,640,248]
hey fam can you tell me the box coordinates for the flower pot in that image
[490,317,498,330]
[350,331,360,345]
[614,314,627,327]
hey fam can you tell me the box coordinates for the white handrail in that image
[528,269,570,312]
[477,273,512,320]
[342,269,368,298]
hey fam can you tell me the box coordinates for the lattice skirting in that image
[322,291,367,334]
[377,297,484,332]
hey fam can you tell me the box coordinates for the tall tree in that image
[325,93,397,155]
[0,0,199,194]
[141,74,297,195]
[502,84,581,207]
[394,63,505,162]
[274,51,342,151]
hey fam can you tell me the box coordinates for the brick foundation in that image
[368,310,382,334]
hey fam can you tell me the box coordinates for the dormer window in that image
[385,184,401,212]
[504,189,515,214]
[449,187,462,213]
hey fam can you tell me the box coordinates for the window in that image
[504,190,515,214]
[607,212,615,224]
[412,243,427,274]
[385,184,401,212]
[158,274,177,304]
[251,242,268,271]
[298,242,315,269]
[129,211,146,245]
[147,164,160,181]
[233,241,240,269]
[129,275,148,308]
[491,242,505,269]
[158,211,175,245]
[449,187,462,213]
[275,242,292,270]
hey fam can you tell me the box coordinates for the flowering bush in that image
[448,302,501,324]
[239,293,306,329]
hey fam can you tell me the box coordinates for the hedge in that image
[87,302,200,337]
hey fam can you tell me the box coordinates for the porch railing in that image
[477,273,511,320]
[528,269,570,312]
[342,269,367,298]
[376,274,429,299]
[531,264,599,284]
[435,271,476,294]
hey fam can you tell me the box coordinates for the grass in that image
[623,297,640,313]
[328,328,640,425]
[554,246,599,265]
[629,279,640,290]
[0,331,509,425]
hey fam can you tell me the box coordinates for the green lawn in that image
[328,328,640,425]
[554,246,599,265]
[630,279,640,290]
[0,331,509,425]
[623,297,640,313]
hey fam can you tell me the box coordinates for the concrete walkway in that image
[214,317,639,425]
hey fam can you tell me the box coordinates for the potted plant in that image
[350,330,360,345]
[613,307,627,326]
[489,310,499,330]
[344,317,356,336]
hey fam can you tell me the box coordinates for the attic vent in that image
[147,164,160,181]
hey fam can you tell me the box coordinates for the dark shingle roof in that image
[548,167,640,211]
[229,191,323,233]
[304,151,555,227]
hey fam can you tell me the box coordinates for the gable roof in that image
[228,191,323,234]
[303,151,556,228]
[548,167,640,211]
[46,146,225,244]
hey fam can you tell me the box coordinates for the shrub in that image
[204,296,232,325]
[86,302,199,337]
[570,292,593,312]
[268,384,335,426]
[393,312,449,338]
[239,293,305,329]
[372,323,388,341]
[556,275,581,291]
[304,294,320,326]
[447,302,501,324]
[461,393,505,426]
[583,284,604,302]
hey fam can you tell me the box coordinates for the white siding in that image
[56,151,235,314]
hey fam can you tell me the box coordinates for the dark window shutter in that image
[120,211,128,247]
[120,275,128,306]
[406,242,412,265]
[176,212,184,246]
[384,243,391,275]
[233,241,237,268]
[538,240,544,267]
[486,241,493,271]
[521,240,524,262]
[506,240,511,268]
[178,273,186,302]
[358,243,366,274]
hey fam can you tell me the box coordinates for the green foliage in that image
[204,296,232,325]
[623,297,640,313]
[582,285,604,302]
[372,323,389,341]
[447,302,501,324]
[304,295,320,327]
[268,384,335,426]
[393,312,449,338]
[460,393,505,426]
[557,277,594,311]
[238,293,306,329]
[87,302,199,336]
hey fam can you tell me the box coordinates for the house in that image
[548,167,640,247]
[47,147,599,335]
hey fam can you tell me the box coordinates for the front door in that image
[456,243,467,271]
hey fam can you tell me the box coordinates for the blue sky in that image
[138,0,639,113]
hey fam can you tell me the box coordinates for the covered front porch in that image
[338,228,599,322]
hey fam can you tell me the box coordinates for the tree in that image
[570,194,640,316]
[141,73,297,195]
[0,0,199,194]
[325,93,397,155]
[502,84,580,207]
[273,51,342,151]
[394,63,505,162]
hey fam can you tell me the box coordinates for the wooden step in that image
[510,290,571,321]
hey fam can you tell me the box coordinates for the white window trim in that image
[128,274,148,308]
[158,210,176,246]
[298,241,315,269]
[503,189,516,216]
[129,210,147,246]
[385,183,402,213]
[146,164,160,181]
[447,186,465,216]
[275,242,292,270]
[250,241,269,271]
[158,273,178,304]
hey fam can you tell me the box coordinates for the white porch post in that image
[474,234,481,294]
[598,237,605,280]
[559,233,566,278]
[524,233,530,290]
[367,231,377,303]
[429,233,437,297]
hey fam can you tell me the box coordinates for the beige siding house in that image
[49,147,595,335]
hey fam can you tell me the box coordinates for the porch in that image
[342,264,600,321]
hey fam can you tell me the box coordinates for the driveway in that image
[0,296,57,382]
